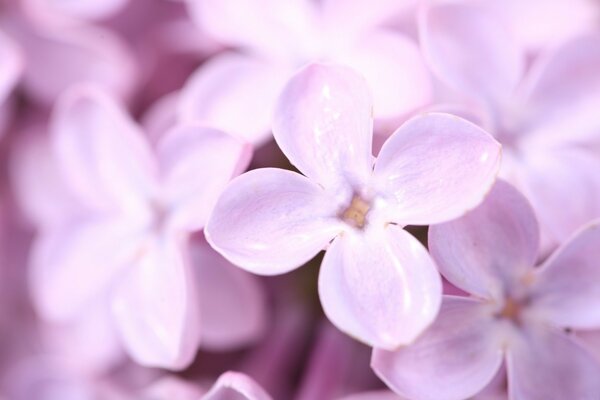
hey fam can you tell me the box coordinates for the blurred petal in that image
[0,29,22,104]
[529,221,600,329]
[419,1,523,106]
[273,63,374,189]
[192,237,267,350]
[186,0,315,59]
[340,390,403,400]
[23,0,129,25]
[158,124,252,232]
[519,33,600,147]
[5,18,137,104]
[322,0,415,35]
[206,168,343,275]
[30,217,142,321]
[428,181,539,300]
[482,0,599,51]
[319,225,441,349]
[112,237,200,369]
[511,148,600,246]
[141,376,204,400]
[52,85,157,212]
[338,30,432,119]
[178,53,290,144]
[203,371,272,400]
[507,325,600,400]
[374,113,501,226]
[141,90,179,145]
[372,296,503,400]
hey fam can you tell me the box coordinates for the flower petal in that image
[419,1,523,106]
[5,17,137,105]
[339,390,403,400]
[178,53,290,144]
[272,63,374,189]
[337,29,432,119]
[23,0,129,24]
[203,371,272,400]
[529,221,600,329]
[373,113,501,226]
[30,216,142,321]
[372,296,503,400]
[205,168,343,275]
[158,124,252,232]
[319,225,441,349]
[0,30,22,105]
[506,325,600,400]
[186,0,315,59]
[111,236,200,369]
[192,237,267,350]
[52,85,157,212]
[428,181,539,300]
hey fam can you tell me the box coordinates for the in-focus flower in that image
[206,63,501,349]
[179,0,432,144]
[373,181,600,400]
[29,85,251,369]
[202,371,272,400]
[419,1,600,253]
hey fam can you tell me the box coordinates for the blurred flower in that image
[178,0,432,144]
[206,63,501,349]
[419,1,600,254]
[373,181,600,399]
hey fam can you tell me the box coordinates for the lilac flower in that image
[28,85,252,369]
[373,181,600,400]
[202,371,272,400]
[0,29,22,135]
[22,0,130,27]
[179,0,432,144]
[419,1,600,253]
[206,63,501,349]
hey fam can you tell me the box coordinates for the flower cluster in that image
[0,0,599,399]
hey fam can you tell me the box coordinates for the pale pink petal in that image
[273,63,374,189]
[186,0,316,59]
[178,53,290,145]
[337,29,432,119]
[10,127,82,228]
[141,376,204,400]
[322,0,415,36]
[30,217,142,321]
[205,168,343,275]
[319,225,441,349]
[518,33,600,147]
[373,113,501,226]
[23,0,129,25]
[506,325,600,400]
[158,124,252,232]
[428,181,539,300]
[340,390,404,400]
[372,296,503,400]
[528,221,600,329]
[192,237,267,350]
[419,1,523,106]
[141,90,179,145]
[4,18,137,105]
[52,85,157,212]
[111,236,200,369]
[0,30,22,105]
[509,148,600,247]
[202,371,272,400]
[482,0,599,51]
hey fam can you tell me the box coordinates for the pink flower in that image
[21,0,130,27]
[0,29,23,135]
[419,1,600,253]
[179,0,432,144]
[206,63,501,349]
[28,85,252,369]
[203,371,272,400]
[373,181,600,400]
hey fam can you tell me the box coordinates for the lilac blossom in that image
[419,1,600,253]
[373,181,600,400]
[206,63,501,349]
[179,0,432,144]
[27,85,253,369]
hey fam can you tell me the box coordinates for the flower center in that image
[340,195,371,229]
[497,297,522,323]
